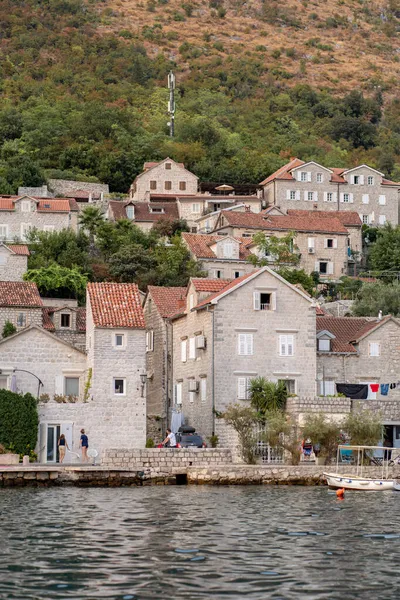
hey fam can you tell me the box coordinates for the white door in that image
[61,422,74,459]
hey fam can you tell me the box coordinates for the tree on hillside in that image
[153,237,206,287]
[152,218,190,237]
[276,267,317,296]
[24,265,88,303]
[352,282,400,317]
[248,231,300,267]
[108,244,157,287]
[78,206,104,254]
[368,223,400,272]
[27,229,91,274]
[96,219,158,259]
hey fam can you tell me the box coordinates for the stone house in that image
[42,303,86,352]
[213,209,360,281]
[170,268,317,442]
[260,158,400,226]
[0,195,79,241]
[182,232,257,280]
[0,243,29,281]
[144,285,186,440]
[18,181,110,209]
[0,281,43,334]
[106,200,179,231]
[177,194,262,232]
[316,314,400,446]
[86,282,147,451]
[129,158,198,201]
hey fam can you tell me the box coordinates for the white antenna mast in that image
[167,70,175,137]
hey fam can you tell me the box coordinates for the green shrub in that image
[271,49,281,58]
[0,390,38,455]
[145,438,155,448]
[2,320,16,339]
[173,11,185,21]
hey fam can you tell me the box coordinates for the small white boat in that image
[324,445,399,492]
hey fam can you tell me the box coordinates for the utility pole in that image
[167,70,175,137]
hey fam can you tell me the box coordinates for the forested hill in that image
[1,0,400,193]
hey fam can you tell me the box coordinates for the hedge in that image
[0,390,38,455]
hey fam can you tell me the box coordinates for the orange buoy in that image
[336,487,345,498]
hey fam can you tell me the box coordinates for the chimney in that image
[100,192,104,202]
[88,192,93,203]
[245,205,251,213]
[378,310,382,321]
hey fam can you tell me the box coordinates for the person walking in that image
[79,429,89,463]
[57,434,70,463]
[162,428,176,448]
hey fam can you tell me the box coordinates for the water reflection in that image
[1,486,400,598]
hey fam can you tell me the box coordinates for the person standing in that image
[79,429,89,463]
[162,428,176,448]
[58,434,70,463]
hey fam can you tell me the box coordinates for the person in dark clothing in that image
[57,434,70,463]
[383,437,392,461]
[80,429,89,463]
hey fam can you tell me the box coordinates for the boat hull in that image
[324,472,394,491]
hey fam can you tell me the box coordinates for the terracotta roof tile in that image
[182,233,252,260]
[76,307,86,332]
[42,308,55,330]
[219,210,349,234]
[195,270,260,309]
[42,306,86,332]
[316,315,385,353]
[259,158,304,185]
[87,283,145,329]
[108,201,179,222]
[147,286,186,318]
[0,282,42,307]
[191,278,232,293]
[287,210,362,227]
[7,244,30,256]
[0,197,76,212]
[382,178,400,186]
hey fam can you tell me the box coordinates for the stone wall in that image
[0,207,77,240]
[0,246,27,281]
[287,396,352,425]
[144,294,168,430]
[0,306,42,334]
[102,447,232,469]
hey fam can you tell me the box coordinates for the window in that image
[290,190,296,200]
[200,377,207,403]
[164,181,172,191]
[379,215,386,225]
[367,176,374,185]
[369,342,380,357]
[21,200,31,212]
[126,206,134,219]
[0,376,8,390]
[253,291,276,311]
[149,207,164,214]
[379,195,386,205]
[300,172,308,182]
[192,203,201,214]
[326,192,333,202]
[318,339,331,352]
[319,262,328,274]
[20,223,32,241]
[316,173,323,183]
[146,330,154,352]
[234,271,243,278]
[237,377,251,400]
[165,162,172,170]
[278,379,296,394]
[343,193,350,203]
[362,215,369,225]
[189,337,196,360]
[238,333,254,356]
[150,180,157,190]
[115,334,125,348]
[175,382,182,405]
[326,238,334,249]
[181,340,187,362]
[362,194,369,205]
[60,313,71,328]
[0,225,8,239]
[279,335,294,356]
[65,377,79,397]
[223,241,234,258]
[179,181,186,191]
[213,269,224,279]
[319,380,335,396]
[114,378,125,395]
[17,313,26,327]
[307,191,314,202]
[353,175,360,184]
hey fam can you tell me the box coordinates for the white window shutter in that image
[271,292,277,311]
[297,171,302,181]
[279,335,286,356]
[327,262,334,274]
[339,193,344,203]
[55,375,64,395]
[295,190,300,200]
[323,192,327,202]
[253,291,260,311]
[333,192,337,203]
[181,340,187,362]
[360,175,364,185]
[307,172,312,182]
[238,334,245,355]
[324,239,328,249]
[315,260,319,271]
[315,192,318,202]
[350,193,354,203]
[308,237,314,248]
[200,378,207,403]
[238,377,247,400]
[333,238,338,249]
[189,337,196,359]
[286,190,291,200]
[304,191,308,201]
[248,334,254,355]
[287,335,294,356]
[176,383,182,405]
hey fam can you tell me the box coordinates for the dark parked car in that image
[176,426,206,448]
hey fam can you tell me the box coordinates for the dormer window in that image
[21,200,31,213]
[149,207,164,214]
[126,205,134,219]
[223,241,234,258]
[61,313,71,328]
[317,330,335,351]
[318,339,331,352]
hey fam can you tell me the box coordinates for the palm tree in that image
[78,206,104,255]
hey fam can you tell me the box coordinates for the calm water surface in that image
[1,486,400,599]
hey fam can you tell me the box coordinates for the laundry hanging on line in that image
[336,383,368,399]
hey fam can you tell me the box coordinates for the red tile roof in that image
[42,308,55,330]
[108,201,179,222]
[218,210,349,234]
[87,282,145,329]
[316,306,326,315]
[382,178,400,186]
[143,160,185,170]
[0,282,42,307]
[191,278,232,293]
[287,210,362,227]
[147,286,186,318]
[195,270,260,309]
[0,197,77,212]
[259,158,304,185]
[182,233,253,260]
[6,244,30,256]
[316,315,390,352]
[42,307,86,331]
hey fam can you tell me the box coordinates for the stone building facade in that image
[106,200,180,232]
[177,194,262,232]
[42,305,86,352]
[0,281,43,334]
[260,158,400,226]
[129,158,198,201]
[171,268,317,441]
[0,244,29,281]
[0,195,79,241]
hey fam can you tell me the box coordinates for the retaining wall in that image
[102,448,232,469]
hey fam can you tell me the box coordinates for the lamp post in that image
[140,372,148,398]
[13,368,44,399]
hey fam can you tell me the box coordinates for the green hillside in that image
[1,0,400,193]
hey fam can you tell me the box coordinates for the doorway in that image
[46,424,61,463]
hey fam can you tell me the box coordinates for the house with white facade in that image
[106,200,179,231]
[170,268,317,443]
[129,158,198,201]
[260,158,400,226]
[0,195,79,241]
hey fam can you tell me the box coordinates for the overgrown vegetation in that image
[0,390,38,456]
[2,321,17,339]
